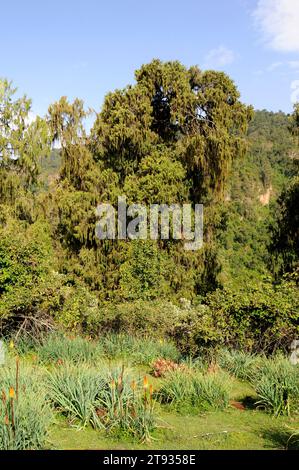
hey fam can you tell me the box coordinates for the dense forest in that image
[1,60,298,354]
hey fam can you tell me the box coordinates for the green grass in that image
[101,334,180,365]
[37,333,101,365]
[0,357,52,449]
[48,408,299,450]
[16,332,180,367]
[157,370,230,412]
[251,356,299,416]
[3,335,299,450]
[217,349,260,381]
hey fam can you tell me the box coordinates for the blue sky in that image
[1,0,299,117]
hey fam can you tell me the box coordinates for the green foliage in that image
[158,369,230,412]
[47,364,156,441]
[0,388,52,450]
[95,300,183,337]
[1,70,297,356]
[217,350,260,380]
[0,79,50,212]
[47,363,105,427]
[55,284,99,331]
[97,371,156,442]
[271,177,299,275]
[101,334,180,365]
[123,149,189,205]
[37,334,100,365]
[0,217,56,333]
[119,241,168,300]
[204,279,299,353]
[0,358,52,449]
[251,357,299,416]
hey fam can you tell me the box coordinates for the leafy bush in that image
[95,300,184,337]
[97,301,224,357]
[0,219,56,334]
[205,279,299,353]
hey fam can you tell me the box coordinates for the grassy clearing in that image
[2,336,299,449]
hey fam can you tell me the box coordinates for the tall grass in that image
[47,363,105,426]
[47,363,157,441]
[98,370,156,442]
[217,349,260,380]
[158,369,230,412]
[101,334,180,365]
[0,358,52,449]
[37,333,101,365]
[251,357,299,416]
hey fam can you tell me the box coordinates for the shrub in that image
[205,280,299,353]
[0,219,56,335]
[95,300,185,338]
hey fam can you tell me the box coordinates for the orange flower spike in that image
[143,376,149,389]
[131,380,136,391]
[149,384,154,398]
[9,387,15,399]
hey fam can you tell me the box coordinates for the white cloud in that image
[253,0,299,52]
[204,45,235,69]
[289,60,299,69]
[267,61,283,71]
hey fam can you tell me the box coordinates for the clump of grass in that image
[217,349,260,380]
[98,371,156,442]
[0,358,52,449]
[47,364,157,441]
[47,363,105,427]
[251,356,299,416]
[101,334,180,365]
[158,369,230,413]
[37,333,101,365]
